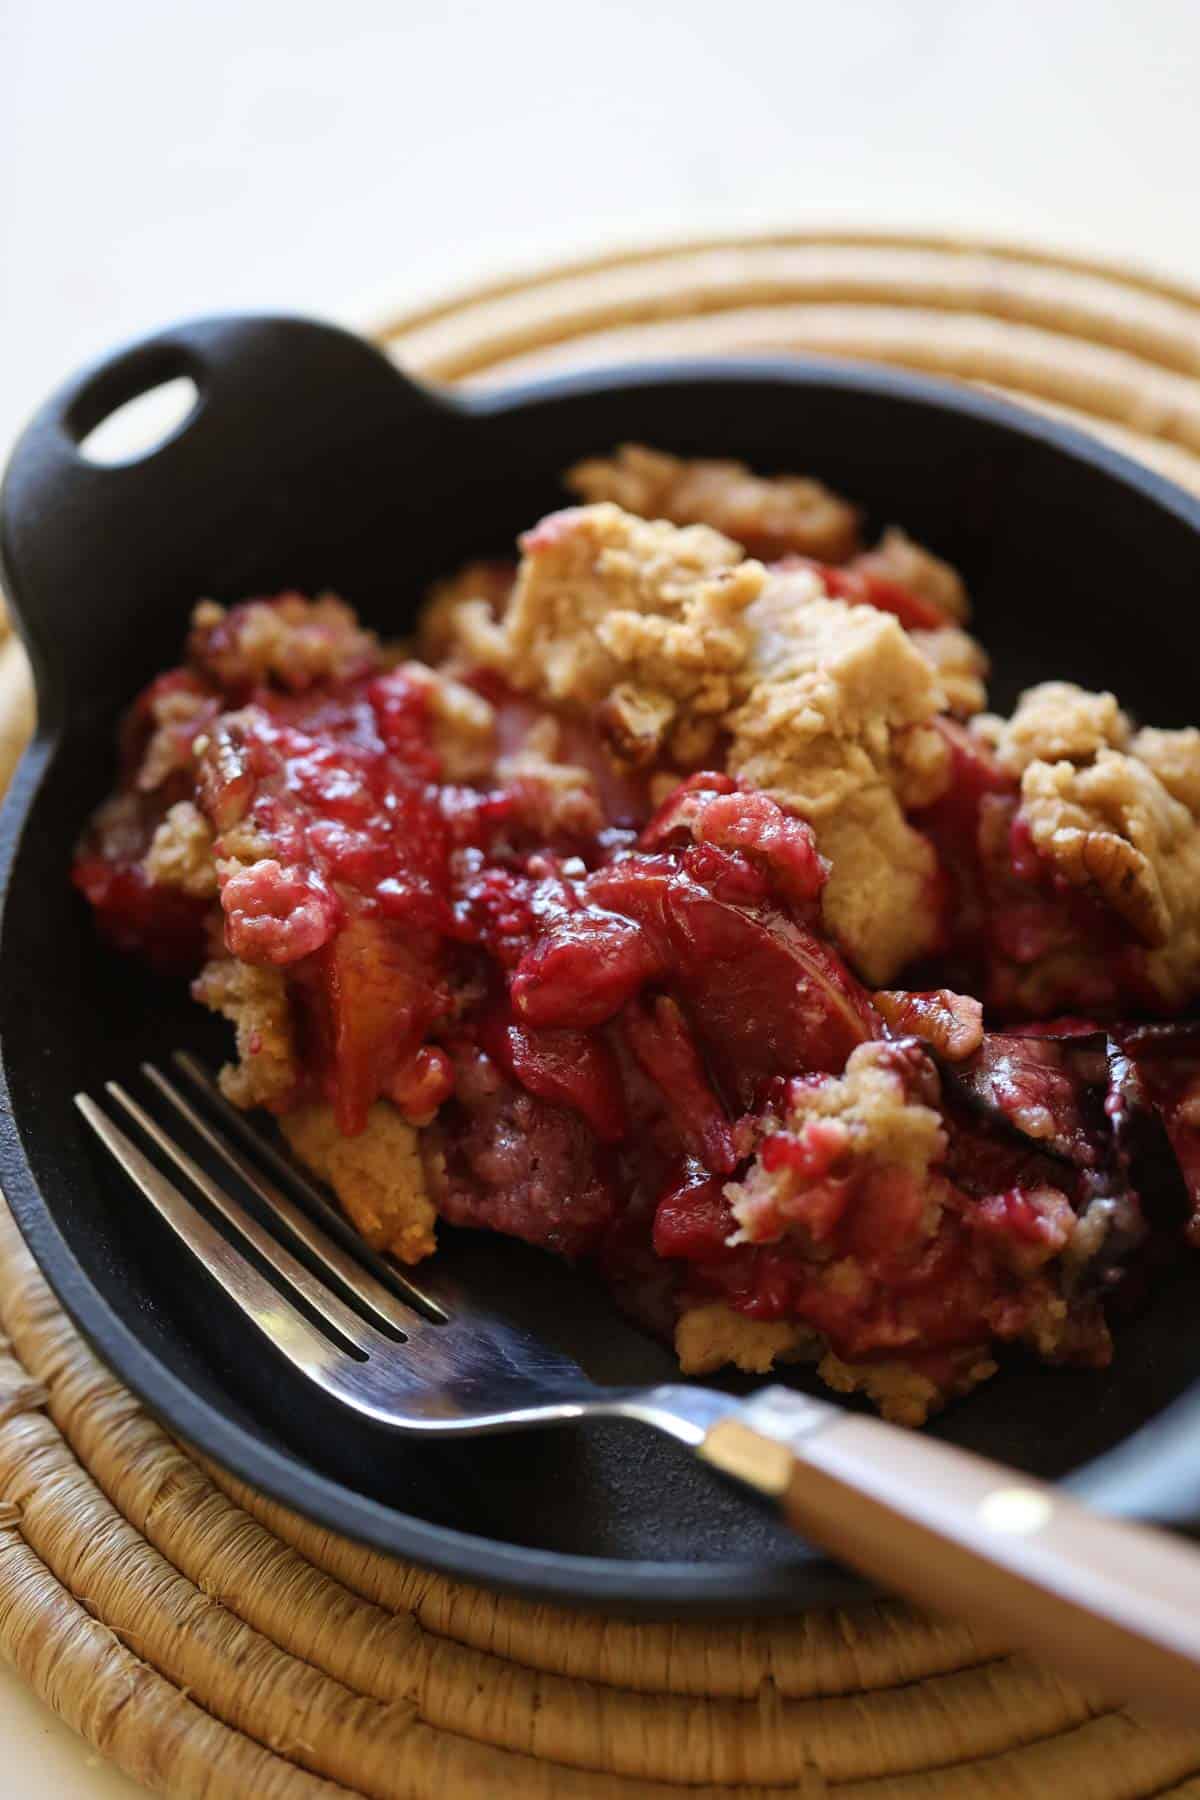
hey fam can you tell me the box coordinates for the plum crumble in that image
[73,449,1200,1424]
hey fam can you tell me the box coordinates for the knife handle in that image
[701,1385,1200,1722]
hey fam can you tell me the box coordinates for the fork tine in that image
[104,1082,389,1356]
[144,1063,431,1336]
[75,1093,351,1382]
[170,1051,448,1323]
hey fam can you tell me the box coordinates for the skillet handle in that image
[0,314,459,730]
[699,1385,1200,1721]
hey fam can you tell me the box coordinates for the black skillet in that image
[2,314,1200,1615]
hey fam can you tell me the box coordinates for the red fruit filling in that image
[71,540,1200,1426]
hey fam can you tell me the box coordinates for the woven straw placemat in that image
[2,230,1200,1798]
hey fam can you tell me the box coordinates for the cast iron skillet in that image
[2,315,1200,1616]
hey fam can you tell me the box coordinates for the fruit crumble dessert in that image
[74,445,1200,1425]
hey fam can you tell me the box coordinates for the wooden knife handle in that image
[700,1387,1200,1722]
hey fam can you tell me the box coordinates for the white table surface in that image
[2,0,1199,1791]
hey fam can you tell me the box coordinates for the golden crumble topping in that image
[567,443,860,562]
[726,1040,948,1251]
[495,716,604,838]
[972,682,1200,1003]
[966,682,1200,1007]
[136,684,211,793]
[281,1101,437,1264]
[674,1302,817,1376]
[192,956,298,1109]
[417,560,515,665]
[690,1044,977,1421]
[456,502,765,764]
[395,660,496,782]
[818,1349,997,1427]
[805,1039,948,1178]
[851,526,970,623]
[1131,726,1200,815]
[1021,752,1200,993]
[677,1313,997,1429]
[813,794,942,985]
[738,571,945,724]
[909,625,988,717]
[726,571,951,981]
[975,680,1131,776]
[143,801,219,898]
[189,593,378,692]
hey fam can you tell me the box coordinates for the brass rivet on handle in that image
[979,1487,1055,1534]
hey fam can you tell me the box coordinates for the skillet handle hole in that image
[70,367,201,468]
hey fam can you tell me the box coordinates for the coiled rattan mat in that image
[2,231,1200,1797]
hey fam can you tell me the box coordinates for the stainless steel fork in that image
[79,1055,1200,1720]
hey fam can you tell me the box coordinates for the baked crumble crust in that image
[968,681,1200,1005]
[467,502,765,765]
[416,559,515,665]
[495,717,605,838]
[280,1101,437,1264]
[790,1039,948,1178]
[392,660,496,782]
[1021,753,1200,995]
[136,683,212,793]
[975,680,1131,776]
[909,624,988,718]
[1131,726,1200,815]
[674,1302,818,1377]
[818,1348,997,1426]
[189,593,378,692]
[849,525,970,624]
[144,801,219,898]
[192,956,298,1109]
[726,573,950,981]
[725,1040,948,1249]
[566,443,861,562]
[809,795,942,985]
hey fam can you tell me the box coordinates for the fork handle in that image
[698,1387,1200,1720]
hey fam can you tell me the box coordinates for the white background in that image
[2,0,1199,1792]
[4,0,1200,453]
